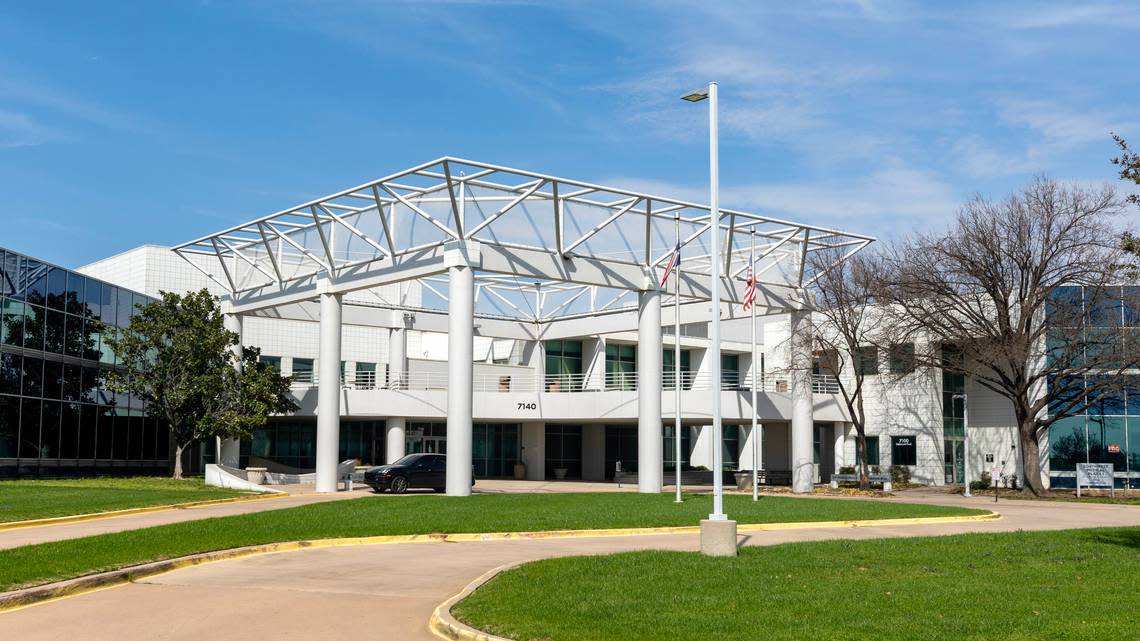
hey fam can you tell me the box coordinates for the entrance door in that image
[424,436,447,454]
[944,438,964,484]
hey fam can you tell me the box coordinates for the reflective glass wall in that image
[0,247,166,477]
[1046,285,1140,488]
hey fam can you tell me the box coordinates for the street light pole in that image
[683,82,733,554]
[953,392,972,497]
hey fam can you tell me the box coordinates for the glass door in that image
[944,438,964,484]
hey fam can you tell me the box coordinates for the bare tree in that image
[878,178,1138,495]
[806,248,889,489]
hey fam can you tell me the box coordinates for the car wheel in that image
[389,476,408,494]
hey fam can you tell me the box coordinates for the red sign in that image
[1108,444,1121,454]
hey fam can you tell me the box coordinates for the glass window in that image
[355,362,376,389]
[890,435,917,466]
[545,424,583,479]
[259,355,282,371]
[723,424,740,469]
[855,346,878,376]
[605,343,636,391]
[1087,415,1126,469]
[1087,286,1123,327]
[78,404,97,459]
[65,272,85,312]
[860,435,880,466]
[1,297,26,346]
[889,343,915,374]
[46,268,66,310]
[1046,286,1084,326]
[0,251,18,297]
[0,352,20,395]
[23,304,45,351]
[721,354,740,389]
[292,358,314,383]
[21,356,43,398]
[95,406,114,459]
[1049,417,1086,471]
[19,398,41,458]
[545,340,584,390]
[663,349,692,390]
[39,400,60,458]
[45,309,65,353]
[0,394,19,457]
[42,360,63,399]
[25,259,47,305]
[1128,417,1140,474]
[83,278,101,317]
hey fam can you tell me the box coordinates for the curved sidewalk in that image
[1,495,1137,641]
[0,487,370,551]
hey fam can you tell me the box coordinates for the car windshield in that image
[393,454,429,466]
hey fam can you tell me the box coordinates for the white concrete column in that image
[446,263,475,496]
[833,422,846,474]
[388,316,407,388]
[520,422,546,480]
[637,289,663,493]
[315,291,343,493]
[219,312,243,468]
[582,424,606,481]
[385,417,406,464]
[790,310,814,493]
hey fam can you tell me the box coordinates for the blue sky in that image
[2,1,1138,267]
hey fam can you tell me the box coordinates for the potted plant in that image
[554,467,568,480]
[514,461,526,480]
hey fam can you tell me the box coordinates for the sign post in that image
[1076,463,1115,498]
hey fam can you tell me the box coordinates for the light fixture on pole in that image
[952,392,971,497]
[683,82,735,556]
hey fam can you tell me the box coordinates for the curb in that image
[0,510,999,614]
[430,563,525,641]
[0,492,287,531]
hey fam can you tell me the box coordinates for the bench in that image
[830,473,892,492]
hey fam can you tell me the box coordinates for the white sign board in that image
[1076,463,1114,497]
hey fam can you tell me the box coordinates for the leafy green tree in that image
[104,289,298,478]
[1112,134,1140,273]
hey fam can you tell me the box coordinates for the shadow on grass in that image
[1090,528,1140,550]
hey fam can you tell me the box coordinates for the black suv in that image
[364,454,473,493]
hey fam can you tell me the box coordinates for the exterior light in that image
[680,90,709,102]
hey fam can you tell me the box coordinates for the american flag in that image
[660,242,680,288]
[742,268,757,312]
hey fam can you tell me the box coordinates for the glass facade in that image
[662,348,691,389]
[242,419,385,469]
[544,424,582,479]
[942,344,966,484]
[1,247,165,477]
[1046,286,1140,488]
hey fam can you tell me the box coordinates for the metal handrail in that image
[290,370,842,394]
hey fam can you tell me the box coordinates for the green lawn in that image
[0,477,249,523]
[0,493,981,592]
[454,527,1140,641]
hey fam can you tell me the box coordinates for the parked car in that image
[364,454,474,493]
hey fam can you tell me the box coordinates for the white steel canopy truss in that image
[173,157,874,320]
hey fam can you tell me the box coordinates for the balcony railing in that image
[291,371,842,395]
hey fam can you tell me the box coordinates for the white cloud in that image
[0,110,57,147]
[602,158,961,237]
[1008,3,1140,29]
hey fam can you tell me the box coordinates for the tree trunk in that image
[173,442,186,480]
[1018,419,1046,495]
[856,431,870,490]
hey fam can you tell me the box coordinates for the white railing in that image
[291,371,842,394]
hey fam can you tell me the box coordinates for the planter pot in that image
[554,468,568,480]
[514,463,526,480]
[246,467,268,485]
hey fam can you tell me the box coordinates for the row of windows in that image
[1,249,151,322]
[1049,416,1140,472]
[0,394,168,461]
[1047,286,1140,328]
[827,343,918,377]
[0,353,141,407]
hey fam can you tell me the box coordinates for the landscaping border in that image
[0,509,997,614]
[0,492,286,531]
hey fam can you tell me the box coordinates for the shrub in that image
[838,465,856,475]
[889,465,911,484]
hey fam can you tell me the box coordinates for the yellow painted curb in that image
[0,492,287,531]
[430,563,523,641]
[0,509,999,615]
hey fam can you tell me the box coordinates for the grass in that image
[0,492,982,592]
[453,526,1140,641]
[0,477,249,523]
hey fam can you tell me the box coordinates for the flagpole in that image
[750,229,759,501]
[674,213,683,504]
